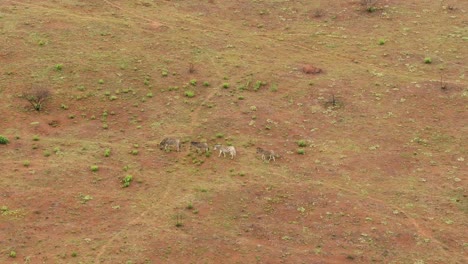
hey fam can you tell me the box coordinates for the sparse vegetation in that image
[1,1,465,263]
[222,83,230,89]
[424,57,432,64]
[90,165,99,172]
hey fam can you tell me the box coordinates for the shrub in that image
[90,165,99,172]
[215,133,224,138]
[122,175,133,188]
[203,81,210,87]
[424,57,432,64]
[222,83,230,89]
[161,70,168,77]
[104,149,111,157]
[297,149,305,155]
[189,79,197,86]
[32,135,40,141]
[98,79,104,84]
[185,90,195,98]
[378,39,386,45]
[23,160,30,167]
[297,140,307,147]
[9,251,16,258]
[0,135,9,144]
[146,92,153,98]
[54,64,63,71]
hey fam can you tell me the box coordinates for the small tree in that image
[23,87,51,111]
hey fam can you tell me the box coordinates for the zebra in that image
[159,137,181,152]
[190,141,209,153]
[256,147,276,162]
[213,144,236,159]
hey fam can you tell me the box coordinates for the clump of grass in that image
[189,79,197,86]
[297,149,305,155]
[90,165,99,172]
[203,81,210,87]
[222,83,230,89]
[71,252,78,257]
[270,83,278,92]
[43,150,51,157]
[175,214,184,227]
[23,160,30,167]
[378,39,386,45]
[215,133,224,138]
[146,92,153,98]
[424,57,432,64]
[54,64,63,71]
[161,69,168,77]
[122,175,133,188]
[253,81,266,91]
[9,251,16,258]
[186,202,194,210]
[185,90,195,98]
[79,194,93,204]
[104,149,111,157]
[60,103,68,110]
[98,79,104,84]
[0,135,9,144]
[297,140,307,147]
[109,95,118,101]
[130,149,139,155]
[32,135,40,141]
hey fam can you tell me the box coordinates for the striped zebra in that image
[190,141,209,153]
[256,147,276,162]
[159,137,181,152]
[213,144,236,159]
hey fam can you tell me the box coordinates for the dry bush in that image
[22,86,51,111]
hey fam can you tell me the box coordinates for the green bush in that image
[104,149,111,157]
[297,140,307,147]
[297,149,305,155]
[424,57,432,64]
[122,175,133,188]
[90,165,99,172]
[185,90,195,98]
[222,83,230,89]
[0,135,9,144]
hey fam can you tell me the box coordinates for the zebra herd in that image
[159,137,277,162]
